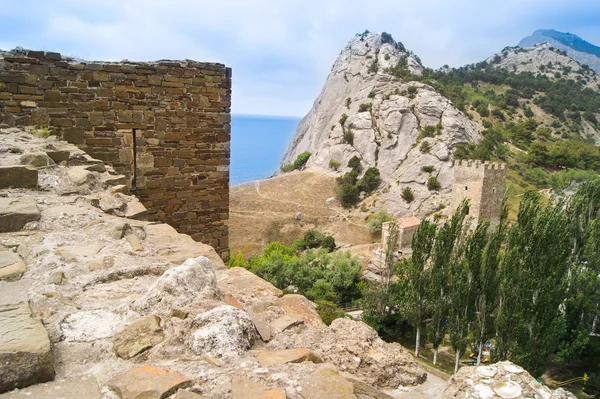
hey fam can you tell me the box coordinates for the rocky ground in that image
[0,127,425,399]
[0,127,575,399]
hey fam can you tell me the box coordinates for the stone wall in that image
[0,49,231,260]
[453,160,506,229]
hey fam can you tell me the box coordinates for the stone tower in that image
[453,160,506,228]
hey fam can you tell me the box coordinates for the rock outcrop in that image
[0,127,429,398]
[281,32,480,217]
[443,361,576,399]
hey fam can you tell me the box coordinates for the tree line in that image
[363,181,600,376]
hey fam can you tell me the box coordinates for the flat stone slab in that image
[57,244,104,261]
[107,365,191,399]
[276,294,325,327]
[0,251,26,282]
[0,376,101,399]
[0,280,54,393]
[270,315,304,334]
[0,166,37,189]
[174,389,202,399]
[299,366,355,399]
[0,197,40,233]
[231,377,286,399]
[258,348,321,367]
[19,152,54,167]
[111,315,164,360]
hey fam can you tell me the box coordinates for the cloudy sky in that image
[2,0,599,117]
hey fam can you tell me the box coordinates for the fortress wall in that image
[0,50,231,260]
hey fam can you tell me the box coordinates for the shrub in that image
[321,235,336,252]
[420,140,431,153]
[336,183,359,208]
[358,103,372,113]
[329,159,341,171]
[384,53,390,61]
[476,103,490,117]
[368,89,376,98]
[315,300,348,326]
[293,151,311,169]
[421,125,437,137]
[228,252,245,268]
[345,98,351,109]
[337,170,359,186]
[344,129,354,145]
[492,108,506,121]
[282,163,295,172]
[358,167,381,193]
[524,106,534,117]
[421,165,435,173]
[33,127,52,137]
[407,85,418,98]
[347,155,362,173]
[339,113,349,126]
[427,176,441,191]
[401,187,414,203]
[368,59,378,74]
[366,210,393,234]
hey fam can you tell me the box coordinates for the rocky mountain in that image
[519,29,600,74]
[281,32,481,218]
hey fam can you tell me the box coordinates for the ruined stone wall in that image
[0,50,231,260]
[453,160,506,228]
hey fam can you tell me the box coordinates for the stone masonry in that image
[0,49,231,260]
[453,160,506,229]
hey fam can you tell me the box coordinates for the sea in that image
[230,114,301,186]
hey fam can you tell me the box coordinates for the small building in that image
[381,216,421,252]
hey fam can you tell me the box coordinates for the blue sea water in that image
[230,114,301,186]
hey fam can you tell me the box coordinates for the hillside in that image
[519,29,600,74]
[281,31,600,220]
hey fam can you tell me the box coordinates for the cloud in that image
[1,0,599,116]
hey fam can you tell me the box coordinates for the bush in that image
[427,176,441,191]
[338,170,359,186]
[282,163,295,172]
[336,183,359,208]
[366,210,393,234]
[492,108,506,121]
[339,113,348,126]
[292,151,311,170]
[329,159,341,171]
[344,129,354,145]
[315,300,348,326]
[421,165,435,173]
[401,187,414,203]
[420,140,431,153]
[345,98,351,109]
[358,103,372,113]
[321,235,336,252]
[407,85,418,98]
[228,252,245,268]
[347,156,362,173]
[358,167,381,193]
[421,125,437,137]
[368,89,376,98]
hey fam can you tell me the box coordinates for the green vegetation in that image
[358,103,372,113]
[347,155,363,173]
[345,98,351,109]
[427,176,441,191]
[282,151,312,172]
[339,113,348,126]
[419,140,431,153]
[368,89,376,98]
[366,210,394,235]
[343,129,354,146]
[357,167,381,193]
[329,159,341,171]
[364,184,600,377]
[33,127,52,137]
[334,157,381,208]
[421,165,435,173]
[237,242,363,306]
[293,229,336,252]
[401,186,415,203]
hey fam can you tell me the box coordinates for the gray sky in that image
[1,0,599,116]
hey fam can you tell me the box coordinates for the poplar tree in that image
[400,219,436,358]
[428,200,469,365]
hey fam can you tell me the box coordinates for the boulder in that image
[67,166,94,186]
[257,348,321,367]
[276,294,324,327]
[231,377,286,399]
[134,256,220,317]
[270,315,304,334]
[111,315,164,360]
[268,318,426,389]
[189,305,258,358]
[0,280,54,393]
[0,166,37,189]
[443,361,577,399]
[0,197,40,233]
[107,365,190,399]
[217,267,283,301]
[44,149,70,164]
[19,152,54,167]
[0,250,27,281]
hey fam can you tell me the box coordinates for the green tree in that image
[366,210,393,235]
[358,167,381,193]
[348,155,362,172]
[329,159,341,171]
[335,183,359,208]
[401,187,415,203]
[399,219,436,357]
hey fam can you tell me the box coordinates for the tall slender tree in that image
[400,219,437,358]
